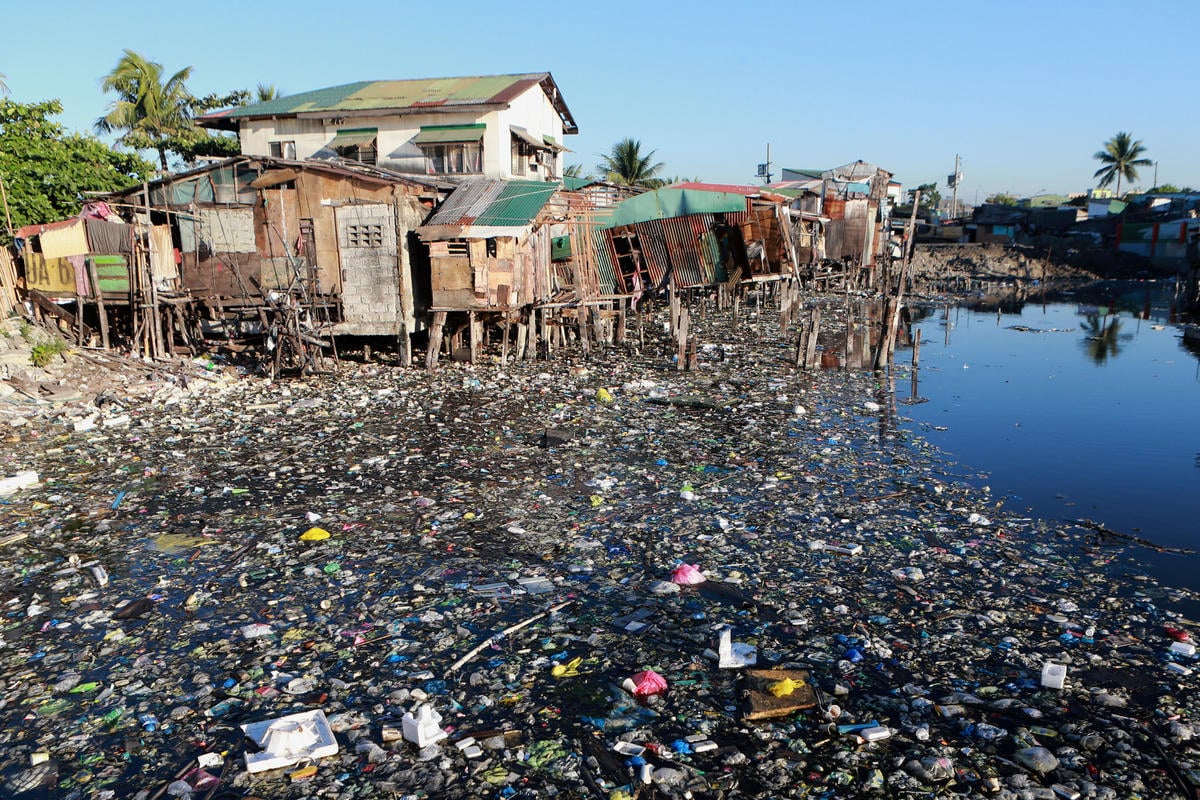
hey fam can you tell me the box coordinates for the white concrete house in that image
[197,73,578,183]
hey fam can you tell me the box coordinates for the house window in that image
[512,137,536,176]
[337,141,377,166]
[537,148,557,179]
[269,140,296,159]
[327,129,379,166]
[346,223,385,248]
[420,142,482,175]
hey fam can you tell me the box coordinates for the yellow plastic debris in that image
[300,527,330,541]
[768,677,804,697]
[596,387,614,403]
[289,764,318,782]
[590,495,604,508]
[551,657,584,678]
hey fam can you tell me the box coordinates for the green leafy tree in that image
[908,183,940,208]
[255,83,282,102]
[95,50,195,173]
[1149,184,1184,194]
[160,89,248,164]
[0,99,152,242]
[563,163,591,179]
[1093,131,1151,196]
[986,193,1018,206]
[597,138,664,187]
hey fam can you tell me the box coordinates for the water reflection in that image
[1079,310,1129,364]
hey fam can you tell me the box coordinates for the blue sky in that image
[4,0,1197,200]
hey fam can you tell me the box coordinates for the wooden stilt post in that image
[87,258,110,350]
[675,307,689,370]
[426,310,446,371]
[469,311,482,363]
[516,313,528,361]
[500,314,510,366]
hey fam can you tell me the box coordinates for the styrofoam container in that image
[241,710,338,773]
[1041,662,1067,690]
[1170,641,1196,657]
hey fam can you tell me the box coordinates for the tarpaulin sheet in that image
[85,220,133,255]
[39,221,89,259]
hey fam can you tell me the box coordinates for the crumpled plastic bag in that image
[670,563,706,585]
[628,669,668,696]
[1013,746,1059,774]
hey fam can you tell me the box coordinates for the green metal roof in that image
[475,181,559,227]
[562,176,597,190]
[203,74,550,119]
[423,179,559,230]
[414,124,485,144]
[602,188,748,229]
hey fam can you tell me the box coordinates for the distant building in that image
[197,73,578,183]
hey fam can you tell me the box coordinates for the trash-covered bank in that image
[2,303,1200,800]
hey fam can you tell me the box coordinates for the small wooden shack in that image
[101,156,447,366]
[415,179,566,365]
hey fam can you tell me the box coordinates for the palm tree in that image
[597,138,664,187]
[95,50,195,173]
[255,83,282,102]
[1093,132,1151,196]
[0,72,8,95]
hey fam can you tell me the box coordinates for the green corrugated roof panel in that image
[228,82,374,117]
[473,180,559,227]
[216,74,545,119]
[602,188,748,229]
[562,176,596,191]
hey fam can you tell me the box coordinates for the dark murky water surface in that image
[900,292,1200,594]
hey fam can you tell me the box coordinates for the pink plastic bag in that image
[671,563,706,585]
[629,669,668,696]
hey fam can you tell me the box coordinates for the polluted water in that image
[1,297,1200,800]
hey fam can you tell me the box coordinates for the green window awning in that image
[414,124,486,145]
[542,134,568,152]
[328,128,378,148]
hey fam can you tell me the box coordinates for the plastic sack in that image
[670,563,706,585]
[628,670,668,696]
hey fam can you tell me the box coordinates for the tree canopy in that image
[0,99,152,240]
[986,193,1018,206]
[597,139,664,187]
[95,50,195,173]
[1093,131,1151,196]
[95,50,262,172]
[908,183,940,208]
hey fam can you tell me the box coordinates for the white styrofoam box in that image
[241,710,338,773]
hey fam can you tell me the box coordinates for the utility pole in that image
[1153,161,1159,190]
[948,154,962,219]
[756,144,773,185]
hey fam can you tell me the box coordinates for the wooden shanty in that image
[594,185,799,294]
[100,156,447,369]
[16,203,177,355]
[415,179,567,367]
